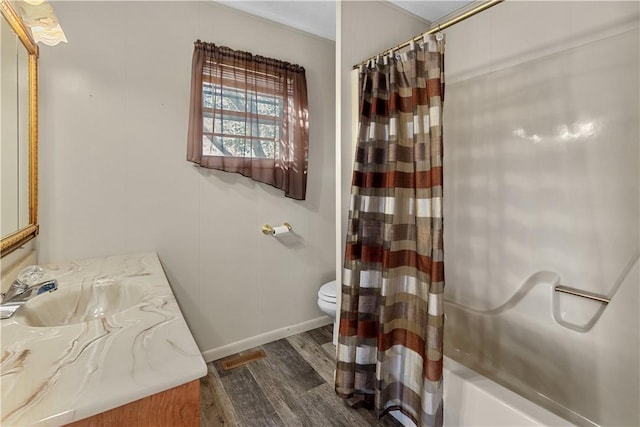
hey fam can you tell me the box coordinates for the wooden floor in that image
[200,324,402,427]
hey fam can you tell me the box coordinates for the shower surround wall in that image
[37,2,336,360]
[442,2,639,425]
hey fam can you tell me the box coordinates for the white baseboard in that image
[201,316,334,363]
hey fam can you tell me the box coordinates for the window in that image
[202,84,283,159]
[187,41,309,200]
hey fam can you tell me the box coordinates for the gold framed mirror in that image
[1,0,38,256]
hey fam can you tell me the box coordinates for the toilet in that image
[317,280,337,321]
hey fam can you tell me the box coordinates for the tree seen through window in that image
[202,83,283,159]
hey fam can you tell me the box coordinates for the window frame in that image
[200,74,286,160]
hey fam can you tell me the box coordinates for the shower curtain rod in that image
[352,0,504,70]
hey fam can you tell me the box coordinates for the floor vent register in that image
[221,349,267,371]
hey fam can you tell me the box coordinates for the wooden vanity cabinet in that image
[65,380,199,427]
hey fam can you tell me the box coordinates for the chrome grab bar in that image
[554,285,610,305]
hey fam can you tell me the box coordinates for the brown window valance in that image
[187,40,309,200]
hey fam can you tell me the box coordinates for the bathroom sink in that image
[12,281,147,327]
[1,253,207,427]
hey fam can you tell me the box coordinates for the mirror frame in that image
[1,0,39,256]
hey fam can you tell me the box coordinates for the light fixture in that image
[18,0,67,46]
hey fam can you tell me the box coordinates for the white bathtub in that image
[390,357,574,426]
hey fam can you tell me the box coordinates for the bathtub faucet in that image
[0,278,58,319]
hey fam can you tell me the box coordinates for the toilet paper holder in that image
[261,222,292,236]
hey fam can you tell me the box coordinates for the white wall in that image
[442,2,639,425]
[38,1,336,360]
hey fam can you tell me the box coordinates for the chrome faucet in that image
[0,278,58,319]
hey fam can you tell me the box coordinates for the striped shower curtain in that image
[336,34,445,427]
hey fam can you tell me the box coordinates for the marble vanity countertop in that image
[0,252,207,426]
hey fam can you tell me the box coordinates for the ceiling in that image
[215,1,472,41]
